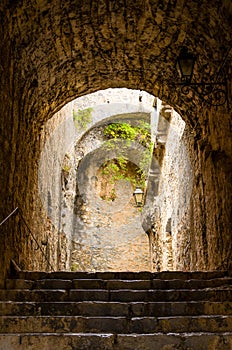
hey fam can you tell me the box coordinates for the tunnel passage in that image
[0,0,231,277]
[37,88,192,272]
[39,89,155,272]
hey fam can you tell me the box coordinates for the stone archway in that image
[37,88,192,273]
[0,0,231,277]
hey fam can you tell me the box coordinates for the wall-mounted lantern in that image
[176,48,196,84]
[175,46,230,106]
[133,187,144,207]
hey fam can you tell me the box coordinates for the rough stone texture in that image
[0,0,231,277]
[145,107,193,272]
[68,127,150,272]
[0,271,231,349]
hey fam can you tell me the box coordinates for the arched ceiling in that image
[0,0,231,126]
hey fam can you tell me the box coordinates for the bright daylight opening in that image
[38,88,191,273]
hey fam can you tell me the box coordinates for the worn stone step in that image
[0,289,68,302]
[151,277,232,290]
[70,288,232,302]
[14,270,228,281]
[0,315,232,334]
[5,279,35,290]
[4,277,232,290]
[0,333,231,350]
[153,271,228,280]
[1,301,232,317]
[107,289,232,302]
[5,279,152,290]
[0,288,231,302]
[115,333,232,350]
[72,277,232,290]
[14,271,154,281]
[0,333,115,350]
[73,279,152,290]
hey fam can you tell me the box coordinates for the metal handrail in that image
[17,209,55,271]
[0,206,55,271]
[0,207,19,226]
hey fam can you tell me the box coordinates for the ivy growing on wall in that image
[104,121,151,148]
[73,108,93,131]
[100,121,153,201]
[101,156,138,186]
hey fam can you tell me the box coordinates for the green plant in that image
[62,164,71,173]
[99,121,154,201]
[104,123,137,140]
[71,264,77,271]
[104,122,151,148]
[73,108,93,131]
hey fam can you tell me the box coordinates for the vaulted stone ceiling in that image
[0,0,231,125]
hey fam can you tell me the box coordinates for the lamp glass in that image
[133,187,144,206]
[177,52,196,83]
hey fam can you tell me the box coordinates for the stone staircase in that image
[0,270,232,349]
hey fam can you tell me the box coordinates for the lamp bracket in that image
[175,44,231,107]
[175,81,228,106]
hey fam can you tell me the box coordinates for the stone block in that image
[35,279,72,289]
[6,279,34,290]
[107,280,151,290]
[69,289,109,301]
[72,279,106,289]
[0,334,115,350]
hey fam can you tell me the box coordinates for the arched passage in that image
[38,89,155,271]
[0,0,231,277]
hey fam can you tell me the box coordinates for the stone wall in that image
[0,0,231,278]
[142,106,193,272]
[188,106,232,271]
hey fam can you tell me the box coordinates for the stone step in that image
[0,288,231,302]
[0,315,232,334]
[1,301,232,317]
[72,277,232,290]
[2,270,231,349]
[13,270,228,281]
[5,277,232,290]
[0,333,231,350]
[115,333,232,350]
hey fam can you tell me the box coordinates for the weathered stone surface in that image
[1,315,232,334]
[109,289,232,302]
[0,271,231,349]
[115,334,232,350]
[0,0,231,285]
[1,300,232,317]
[73,279,107,289]
[152,277,232,289]
[130,301,232,317]
[0,334,115,350]
[0,333,231,350]
[0,290,68,302]
[5,279,34,290]
[35,279,73,290]
[16,272,48,281]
